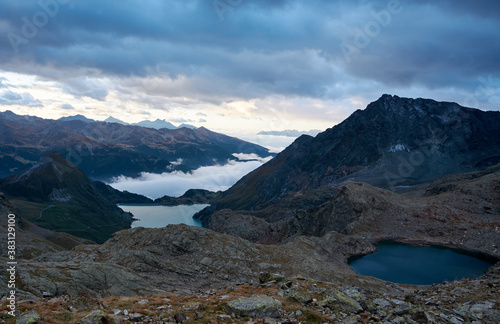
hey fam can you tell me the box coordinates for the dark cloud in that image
[0,0,498,109]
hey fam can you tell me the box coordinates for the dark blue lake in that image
[349,242,495,285]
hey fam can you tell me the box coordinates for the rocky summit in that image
[199,95,500,215]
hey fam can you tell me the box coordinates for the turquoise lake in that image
[349,242,495,285]
[118,204,208,228]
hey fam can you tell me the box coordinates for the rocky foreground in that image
[2,265,500,323]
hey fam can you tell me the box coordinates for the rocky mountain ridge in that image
[197,95,500,222]
[0,110,270,180]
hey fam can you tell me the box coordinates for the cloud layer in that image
[109,158,272,199]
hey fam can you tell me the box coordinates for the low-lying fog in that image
[108,154,273,199]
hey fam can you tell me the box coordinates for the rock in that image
[42,291,54,298]
[319,289,363,314]
[77,310,106,324]
[137,299,149,305]
[69,293,102,311]
[226,295,282,318]
[16,310,42,324]
[128,313,144,322]
[259,272,285,284]
[295,310,303,316]
[113,309,123,315]
[286,288,312,304]
[174,313,187,323]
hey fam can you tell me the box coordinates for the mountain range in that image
[59,115,197,130]
[103,116,197,130]
[195,94,500,224]
[0,111,270,180]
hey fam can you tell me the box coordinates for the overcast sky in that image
[0,0,499,136]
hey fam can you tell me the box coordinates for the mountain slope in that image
[0,153,133,243]
[199,95,500,216]
[0,111,270,179]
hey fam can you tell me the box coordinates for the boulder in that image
[16,310,42,324]
[286,288,312,304]
[259,272,285,284]
[77,310,106,324]
[319,289,363,313]
[226,295,282,318]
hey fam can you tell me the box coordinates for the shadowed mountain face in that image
[0,153,133,243]
[203,95,500,214]
[0,111,270,180]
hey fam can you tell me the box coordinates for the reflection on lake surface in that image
[349,241,495,285]
[118,204,208,228]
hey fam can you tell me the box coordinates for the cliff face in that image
[201,95,500,217]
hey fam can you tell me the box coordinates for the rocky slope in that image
[155,189,222,206]
[5,269,500,323]
[201,95,500,215]
[0,110,270,180]
[0,193,91,258]
[207,164,500,256]
[0,153,134,243]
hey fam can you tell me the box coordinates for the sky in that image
[0,0,499,137]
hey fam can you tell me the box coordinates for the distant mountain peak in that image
[105,116,127,124]
[58,114,95,123]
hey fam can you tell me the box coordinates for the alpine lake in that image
[118,204,208,228]
[349,241,496,285]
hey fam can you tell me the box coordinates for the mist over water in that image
[109,156,272,199]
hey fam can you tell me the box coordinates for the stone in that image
[286,288,312,304]
[77,310,106,324]
[174,313,187,323]
[16,310,42,324]
[129,313,144,322]
[69,293,101,311]
[259,272,285,284]
[226,295,282,318]
[137,299,149,305]
[42,291,54,298]
[319,289,363,314]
